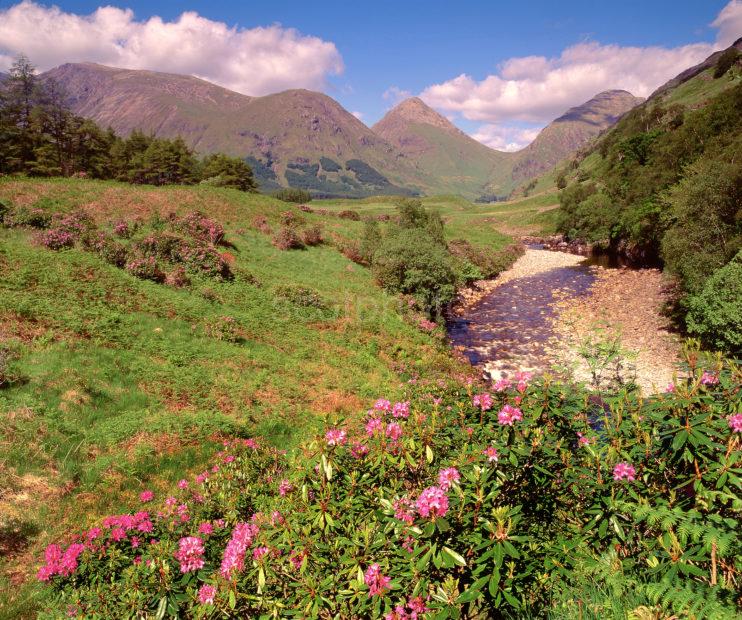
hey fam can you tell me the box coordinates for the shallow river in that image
[447,247,600,380]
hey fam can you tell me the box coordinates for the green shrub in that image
[273,188,312,203]
[200,154,257,192]
[6,206,52,229]
[274,285,327,309]
[714,47,740,78]
[0,199,11,224]
[124,256,166,283]
[299,224,324,246]
[448,240,524,279]
[686,252,742,353]
[338,209,361,221]
[360,219,382,264]
[272,226,304,251]
[372,229,457,317]
[397,199,445,246]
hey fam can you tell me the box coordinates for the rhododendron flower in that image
[392,401,410,418]
[289,549,307,570]
[165,496,177,508]
[110,527,126,541]
[178,479,188,490]
[351,441,369,458]
[415,486,449,518]
[198,522,214,535]
[700,371,719,385]
[195,472,209,484]
[472,392,493,411]
[438,467,460,490]
[198,584,217,605]
[728,414,742,433]
[498,404,523,426]
[613,462,636,482]
[493,378,511,392]
[366,416,383,436]
[402,535,415,553]
[86,527,102,541]
[374,398,392,412]
[483,446,499,462]
[576,432,593,446]
[252,546,270,560]
[393,498,415,525]
[364,563,391,597]
[220,522,259,577]
[139,490,154,502]
[174,536,205,573]
[223,455,235,463]
[130,536,140,548]
[386,422,403,441]
[514,371,532,393]
[279,479,294,496]
[325,428,347,446]
[665,383,675,393]
[244,438,259,449]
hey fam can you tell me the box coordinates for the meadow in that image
[0,177,520,618]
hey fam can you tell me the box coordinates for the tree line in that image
[0,55,257,191]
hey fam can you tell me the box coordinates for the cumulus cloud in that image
[420,1,740,125]
[471,124,543,152]
[0,1,344,96]
[351,111,365,120]
[382,86,412,105]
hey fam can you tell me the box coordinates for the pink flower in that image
[351,441,369,458]
[86,527,102,541]
[374,399,392,412]
[139,490,154,503]
[665,383,675,393]
[472,393,493,411]
[244,438,259,449]
[289,549,307,570]
[613,462,637,482]
[392,401,410,418]
[252,546,270,561]
[700,371,719,386]
[223,455,235,463]
[220,522,259,578]
[728,414,742,433]
[198,584,217,605]
[493,378,511,392]
[110,527,126,541]
[515,371,532,393]
[198,522,214,535]
[279,479,294,497]
[483,446,499,462]
[577,432,593,446]
[174,536,205,573]
[386,422,403,441]
[393,498,415,525]
[178,479,188,490]
[497,404,523,426]
[325,428,347,446]
[438,467,460,491]
[195,472,209,485]
[366,417,383,436]
[364,563,391,598]
[415,486,449,519]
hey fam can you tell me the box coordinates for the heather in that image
[34,358,742,619]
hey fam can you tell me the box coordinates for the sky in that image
[0,0,740,151]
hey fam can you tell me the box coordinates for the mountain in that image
[42,62,421,197]
[511,90,643,183]
[372,97,514,198]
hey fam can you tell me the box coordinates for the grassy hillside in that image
[0,177,518,618]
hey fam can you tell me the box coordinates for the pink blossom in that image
[415,486,449,519]
[271,511,285,526]
[325,428,347,446]
[438,467,460,491]
[386,422,403,441]
[351,441,369,458]
[364,563,391,598]
[498,404,523,426]
[174,536,205,573]
[198,584,217,605]
[289,549,307,570]
[665,383,675,393]
[472,393,493,411]
[86,527,102,541]
[402,536,415,553]
[728,414,742,433]
[195,472,209,485]
[366,417,383,436]
[198,522,214,535]
[493,378,511,392]
[700,371,719,386]
[139,490,154,502]
[577,432,593,446]
[279,479,294,496]
[374,399,392,412]
[392,401,410,418]
[393,498,415,525]
[483,446,499,462]
[220,522,259,578]
[110,527,126,541]
[130,536,140,548]
[252,546,270,561]
[613,462,637,482]
[177,479,188,490]
[223,455,235,463]
[244,438,259,449]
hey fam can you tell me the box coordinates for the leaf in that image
[155,597,167,620]
[229,589,236,609]
[488,571,500,597]
[442,546,467,566]
[457,587,481,604]
[426,445,434,463]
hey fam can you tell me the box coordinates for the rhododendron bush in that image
[37,361,741,619]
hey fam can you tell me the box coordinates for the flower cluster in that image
[472,392,493,411]
[37,543,85,581]
[174,536,205,573]
[497,404,523,426]
[415,486,449,519]
[728,414,742,433]
[325,428,347,446]
[364,563,391,598]
[613,462,637,482]
[220,522,259,578]
[438,467,460,491]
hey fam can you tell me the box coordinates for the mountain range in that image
[40,62,641,198]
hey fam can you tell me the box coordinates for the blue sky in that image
[0,1,739,150]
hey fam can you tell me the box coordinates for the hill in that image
[372,97,514,198]
[42,63,421,198]
[511,90,642,183]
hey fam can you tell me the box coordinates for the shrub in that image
[7,207,52,229]
[35,359,742,619]
[338,209,360,221]
[165,266,191,288]
[274,285,327,309]
[360,220,382,264]
[205,316,241,342]
[39,229,75,250]
[125,256,165,283]
[339,240,366,265]
[686,251,742,353]
[0,199,9,224]
[51,210,95,237]
[134,232,186,261]
[299,224,324,246]
[179,245,232,280]
[0,347,21,388]
[372,229,457,317]
[274,188,312,203]
[272,226,304,251]
[83,233,129,268]
[298,204,314,213]
[112,220,132,239]
[251,215,272,235]
[397,199,445,246]
[714,47,740,78]
[448,240,524,279]
[279,210,304,227]
[175,212,226,246]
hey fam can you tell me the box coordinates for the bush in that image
[39,229,75,250]
[179,245,232,280]
[124,256,165,283]
[175,212,225,246]
[279,210,304,227]
[134,232,187,261]
[0,199,9,224]
[338,209,360,221]
[448,240,524,279]
[0,347,21,388]
[165,266,191,288]
[6,207,52,229]
[714,47,740,78]
[112,220,132,238]
[83,233,129,268]
[299,224,324,246]
[686,251,742,353]
[372,229,457,317]
[360,220,382,264]
[338,240,366,265]
[274,285,327,309]
[272,226,304,250]
[36,360,742,619]
[274,188,312,203]
[251,216,272,235]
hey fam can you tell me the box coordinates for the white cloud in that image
[351,110,365,120]
[420,1,739,125]
[382,86,412,105]
[0,1,344,96]
[471,124,543,152]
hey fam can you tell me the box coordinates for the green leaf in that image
[426,445,434,463]
[442,546,467,566]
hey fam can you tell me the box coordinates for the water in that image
[447,249,597,381]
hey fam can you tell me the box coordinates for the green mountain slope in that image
[42,63,422,197]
